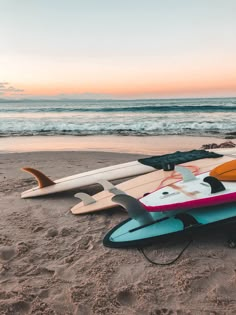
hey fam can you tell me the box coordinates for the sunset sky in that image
[1,0,236,99]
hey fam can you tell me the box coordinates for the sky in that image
[1,0,236,99]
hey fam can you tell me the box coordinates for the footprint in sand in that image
[77,235,93,250]
[6,300,30,315]
[0,246,16,261]
[116,288,135,306]
[45,227,58,238]
[149,308,179,315]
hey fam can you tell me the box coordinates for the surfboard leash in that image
[139,223,236,265]
[138,239,193,266]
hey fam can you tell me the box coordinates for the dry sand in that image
[0,150,236,315]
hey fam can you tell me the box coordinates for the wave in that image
[0,104,236,113]
[0,98,235,138]
[0,119,235,137]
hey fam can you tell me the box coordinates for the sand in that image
[0,135,234,155]
[0,149,236,315]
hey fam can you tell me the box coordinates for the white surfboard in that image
[20,149,232,199]
[140,161,236,213]
[71,154,235,214]
[21,160,155,198]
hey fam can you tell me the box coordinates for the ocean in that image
[0,98,235,138]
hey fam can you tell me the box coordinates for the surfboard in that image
[103,200,236,248]
[140,160,236,213]
[21,150,221,198]
[21,160,155,198]
[71,155,234,214]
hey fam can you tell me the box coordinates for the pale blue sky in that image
[1,0,236,98]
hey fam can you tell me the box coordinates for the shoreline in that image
[0,134,233,155]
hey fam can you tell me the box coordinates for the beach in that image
[0,136,236,314]
[2,0,236,312]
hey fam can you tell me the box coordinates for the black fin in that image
[175,213,200,229]
[203,176,226,194]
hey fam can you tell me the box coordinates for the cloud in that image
[0,82,24,96]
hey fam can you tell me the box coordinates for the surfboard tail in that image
[21,167,56,188]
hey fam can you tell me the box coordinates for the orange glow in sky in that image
[15,68,236,99]
[1,1,236,99]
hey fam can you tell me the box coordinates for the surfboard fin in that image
[203,176,226,194]
[97,179,125,195]
[74,192,96,205]
[112,194,154,225]
[175,165,196,182]
[21,167,56,188]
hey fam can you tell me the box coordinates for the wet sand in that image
[0,135,232,155]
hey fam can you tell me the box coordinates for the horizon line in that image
[0,96,236,102]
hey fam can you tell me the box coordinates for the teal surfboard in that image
[103,200,236,248]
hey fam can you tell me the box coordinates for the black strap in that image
[138,239,193,266]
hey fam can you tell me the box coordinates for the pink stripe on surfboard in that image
[142,191,236,212]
